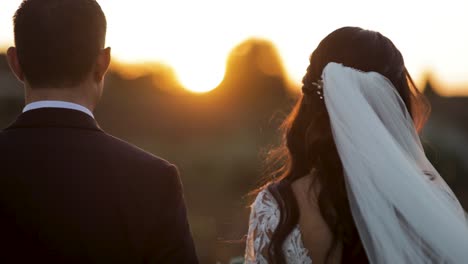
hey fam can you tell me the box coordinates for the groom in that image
[0,0,198,263]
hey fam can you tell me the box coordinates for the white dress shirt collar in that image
[23,100,94,118]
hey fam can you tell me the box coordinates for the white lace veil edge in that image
[321,62,468,264]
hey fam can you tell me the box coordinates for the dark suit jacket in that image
[0,108,198,263]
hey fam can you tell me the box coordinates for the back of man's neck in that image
[25,87,95,112]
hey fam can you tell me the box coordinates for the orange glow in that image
[1,0,468,94]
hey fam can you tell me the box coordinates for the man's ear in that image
[94,47,111,82]
[6,47,25,82]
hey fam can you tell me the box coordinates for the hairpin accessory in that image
[312,80,324,100]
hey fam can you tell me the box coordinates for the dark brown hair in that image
[13,0,107,88]
[257,27,430,263]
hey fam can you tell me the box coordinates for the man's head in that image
[7,0,110,108]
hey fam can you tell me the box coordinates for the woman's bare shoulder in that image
[291,172,342,264]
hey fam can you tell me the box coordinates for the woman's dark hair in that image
[13,0,107,88]
[256,27,430,263]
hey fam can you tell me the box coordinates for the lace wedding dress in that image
[245,188,312,264]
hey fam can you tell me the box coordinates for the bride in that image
[244,27,468,263]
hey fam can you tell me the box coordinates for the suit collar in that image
[5,108,102,132]
[23,100,95,118]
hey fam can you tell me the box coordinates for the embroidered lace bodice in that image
[245,189,312,264]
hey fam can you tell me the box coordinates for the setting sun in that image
[1,0,468,94]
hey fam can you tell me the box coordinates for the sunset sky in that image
[1,0,467,94]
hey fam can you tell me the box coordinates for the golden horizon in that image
[2,1,468,95]
[1,43,467,97]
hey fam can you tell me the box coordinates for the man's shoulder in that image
[0,126,177,176]
[99,134,182,199]
[99,132,175,171]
